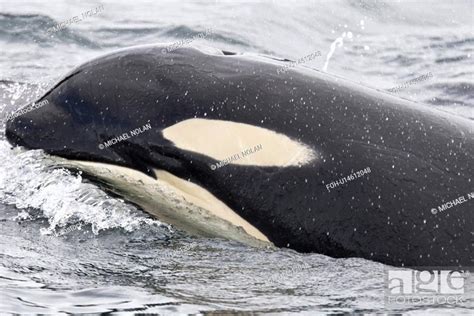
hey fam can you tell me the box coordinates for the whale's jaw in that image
[51,157,273,249]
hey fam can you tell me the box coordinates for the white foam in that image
[0,141,165,236]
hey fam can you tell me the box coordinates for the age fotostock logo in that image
[385,268,471,307]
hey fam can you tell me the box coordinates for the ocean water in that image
[0,0,473,314]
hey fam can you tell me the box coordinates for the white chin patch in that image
[162,118,317,167]
[53,159,272,246]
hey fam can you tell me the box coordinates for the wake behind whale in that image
[5,44,473,267]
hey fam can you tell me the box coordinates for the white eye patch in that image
[162,118,317,167]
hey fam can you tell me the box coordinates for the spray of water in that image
[323,31,353,72]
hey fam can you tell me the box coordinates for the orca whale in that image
[5,44,473,267]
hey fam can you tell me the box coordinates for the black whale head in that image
[4,45,297,248]
[4,44,323,250]
[5,45,214,178]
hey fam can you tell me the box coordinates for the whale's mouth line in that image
[5,127,27,148]
[49,156,273,248]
